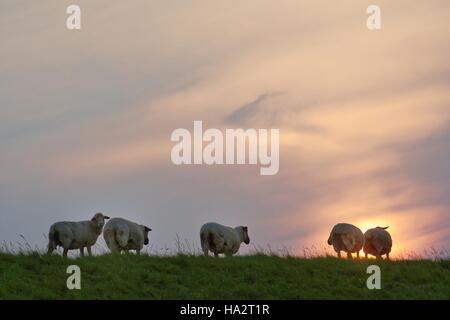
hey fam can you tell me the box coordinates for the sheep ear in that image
[104,216,110,220]
[145,226,152,232]
[243,226,248,232]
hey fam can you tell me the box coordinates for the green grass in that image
[0,253,449,299]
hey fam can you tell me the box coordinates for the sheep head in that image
[91,212,110,231]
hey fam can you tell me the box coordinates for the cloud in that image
[225,92,283,125]
[0,0,449,256]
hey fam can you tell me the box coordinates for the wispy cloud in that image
[225,92,284,125]
[0,0,449,255]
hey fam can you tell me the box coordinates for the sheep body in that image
[327,223,364,259]
[47,212,109,257]
[103,218,151,254]
[200,222,250,256]
[363,226,392,259]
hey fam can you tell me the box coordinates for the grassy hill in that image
[0,253,449,299]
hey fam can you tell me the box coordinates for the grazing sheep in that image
[47,212,110,257]
[200,222,250,257]
[103,218,152,255]
[363,226,392,260]
[327,223,364,259]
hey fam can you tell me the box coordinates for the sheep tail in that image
[208,232,217,252]
[115,228,128,248]
[49,228,58,243]
[200,232,207,245]
[47,228,59,253]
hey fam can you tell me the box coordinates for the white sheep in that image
[327,223,364,259]
[103,218,151,255]
[200,222,250,257]
[363,226,392,260]
[47,212,110,257]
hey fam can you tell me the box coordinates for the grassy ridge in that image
[0,253,449,299]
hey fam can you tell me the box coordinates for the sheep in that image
[200,222,250,257]
[363,226,392,260]
[47,212,110,257]
[103,217,152,255]
[327,223,364,259]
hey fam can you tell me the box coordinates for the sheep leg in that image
[87,246,92,256]
[80,247,85,257]
[47,244,56,255]
[104,229,119,253]
[60,238,72,258]
[47,229,58,255]
[356,251,360,259]
[214,252,219,257]
[337,251,341,258]
[347,251,352,259]
[365,253,368,259]
[386,253,390,260]
[108,239,120,254]
[136,249,141,255]
[200,241,209,256]
[200,232,209,257]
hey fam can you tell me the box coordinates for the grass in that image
[0,252,449,299]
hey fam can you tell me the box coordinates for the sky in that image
[1,0,449,257]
